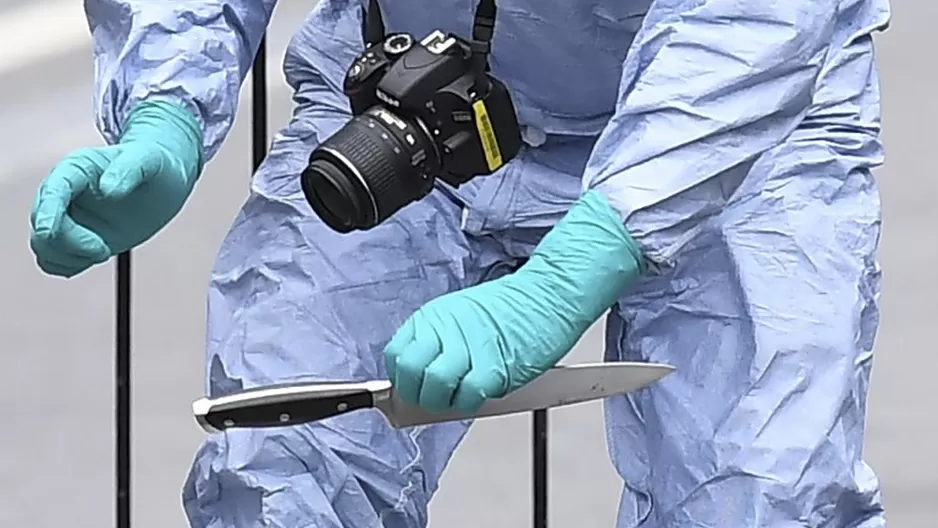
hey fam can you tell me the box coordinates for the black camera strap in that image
[469,0,495,71]
[364,0,385,46]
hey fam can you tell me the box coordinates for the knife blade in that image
[193,361,674,433]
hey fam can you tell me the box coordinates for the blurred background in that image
[0,1,934,526]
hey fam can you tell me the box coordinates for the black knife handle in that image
[202,388,376,431]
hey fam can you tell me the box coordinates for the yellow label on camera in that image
[472,99,503,171]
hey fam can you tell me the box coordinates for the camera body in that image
[300,28,523,232]
[345,30,522,184]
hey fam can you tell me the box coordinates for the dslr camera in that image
[300,0,522,232]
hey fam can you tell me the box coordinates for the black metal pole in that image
[252,36,268,172]
[113,34,270,528]
[116,251,131,528]
[533,409,548,527]
[112,26,269,528]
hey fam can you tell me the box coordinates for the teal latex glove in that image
[30,100,203,277]
[384,190,645,414]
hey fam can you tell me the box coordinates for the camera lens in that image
[301,108,439,232]
[302,158,367,231]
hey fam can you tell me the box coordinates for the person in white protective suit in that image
[28,0,893,526]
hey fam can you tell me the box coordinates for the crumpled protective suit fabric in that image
[85,0,891,526]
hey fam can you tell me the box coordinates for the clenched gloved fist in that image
[384,190,645,414]
[29,100,203,277]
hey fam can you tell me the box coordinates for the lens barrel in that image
[301,108,437,232]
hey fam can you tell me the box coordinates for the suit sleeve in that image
[581,0,840,267]
[85,0,278,160]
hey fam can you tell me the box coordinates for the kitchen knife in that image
[193,361,674,433]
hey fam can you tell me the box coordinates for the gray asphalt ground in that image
[0,2,934,527]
